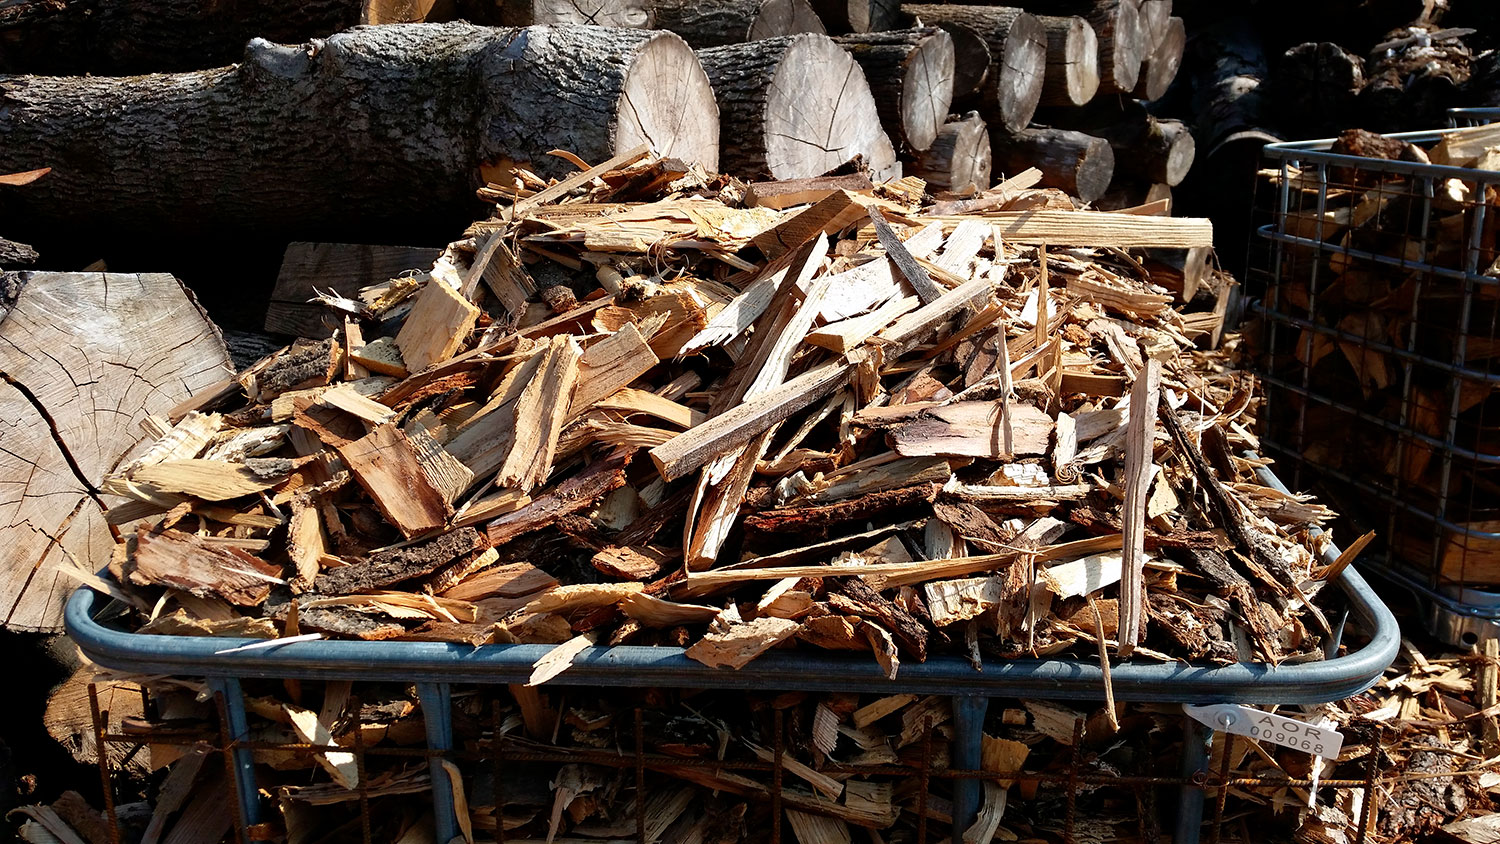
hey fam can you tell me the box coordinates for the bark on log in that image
[0,23,719,241]
[901,5,1046,133]
[0,272,233,632]
[808,0,900,33]
[1036,14,1098,107]
[991,127,1114,204]
[931,21,992,99]
[494,0,654,26]
[833,27,956,151]
[1008,0,1141,95]
[1360,25,1471,131]
[0,237,37,269]
[697,34,899,181]
[1131,13,1182,102]
[1035,99,1193,186]
[908,112,992,194]
[0,0,365,74]
[652,0,825,48]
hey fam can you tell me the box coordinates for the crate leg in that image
[210,678,262,835]
[418,682,459,843]
[1174,715,1212,844]
[950,694,989,843]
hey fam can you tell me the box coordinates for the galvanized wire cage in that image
[1249,121,1500,646]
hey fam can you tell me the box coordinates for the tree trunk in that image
[0,0,366,74]
[908,113,992,194]
[1036,14,1098,107]
[833,27,955,152]
[1137,0,1170,54]
[808,0,900,33]
[1272,42,1364,138]
[991,127,1114,203]
[1036,98,1192,185]
[1013,0,1142,95]
[1131,13,1182,102]
[0,272,233,632]
[652,0,825,48]
[0,23,719,242]
[494,0,654,26]
[697,34,899,181]
[902,5,1046,134]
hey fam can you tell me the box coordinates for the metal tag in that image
[1183,704,1344,760]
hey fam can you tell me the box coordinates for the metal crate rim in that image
[66,464,1400,706]
[1263,130,1500,180]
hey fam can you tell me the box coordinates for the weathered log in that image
[1131,13,1182,102]
[991,127,1114,204]
[901,5,1046,133]
[652,0,825,48]
[808,0,900,33]
[935,21,992,99]
[0,23,719,242]
[0,272,233,632]
[697,34,899,181]
[1272,42,1364,137]
[1036,14,1098,107]
[1010,0,1141,95]
[832,27,956,151]
[493,0,654,26]
[907,113,992,194]
[0,0,366,74]
[1035,99,1192,186]
[1136,0,1170,54]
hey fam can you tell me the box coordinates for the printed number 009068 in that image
[1248,725,1323,754]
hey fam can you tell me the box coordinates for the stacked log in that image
[900,5,1047,134]
[832,27,956,151]
[653,0,827,48]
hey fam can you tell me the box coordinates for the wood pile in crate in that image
[24,636,1500,843]
[1252,122,1500,586]
[58,146,1335,685]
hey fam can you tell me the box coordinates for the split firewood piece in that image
[907,113,992,195]
[524,582,644,615]
[286,492,327,591]
[746,173,874,208]
[285,704,358,788]
[1039,551,1124,600]
[869,206,946,303]
[313,527,485,596]
[394,278,480,373]
[528,633,596,686]
[335,424,450,537]
[486,448,632,547]
[316,384,396,426]
[787,809,853,844]
[924,577,1002,626]
[685,614,801,669]
[900,5,1046,133]
[653,0,825,48]
[832,27,956,152]
[884,401,1052,458]
[750,744,845,800]
[964,782,1008,844]
[464,230,532,316]
[115,412,221,478]
[897,695,950,747]
[496,335,581,491]
[116,455,292,504]
[405,428,473,506]
[807,294,920,353]
[348,336,407,378]
[808,456,950,503]
[1117,358,1160,656]
[618,592,721,627]
[569,322,659,416]
[126,528,282,606]
[751,188,868,259]
[440,560,558,601]
[252,337,340,400]
[696,33,900,181]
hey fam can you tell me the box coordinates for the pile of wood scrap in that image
[66,148,1336,679]
[23,637,1500,844]
[1253,122,1500,586]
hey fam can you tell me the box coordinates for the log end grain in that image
[1038,15,1099,108]
[615,30,721,172]
[908,113,991,194]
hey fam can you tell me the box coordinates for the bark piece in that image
[336,424,451,538]
[901,5,1046,133]
[0,272,232,632]
[314,527,485,595]
[0,24,719,241]
[828,576,928,661]
[832,27,955,151]
[486,448,632,547]
[697,34,899,181]
[908,113,991,194]
[1036,14,1098,107]
[653,0,825,48]
[991,128,1115,205]
[127,528,281,606]
[1117,358,1159,656]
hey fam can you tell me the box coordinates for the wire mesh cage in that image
[1249,121,1500,646]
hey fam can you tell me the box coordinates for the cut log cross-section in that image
[808,0,900,33]
[991,128,1114,204]
[900,5,1046,134]
[1036,15,1099,107]
[697,33,899,181]
[495,0,654,26]
[933,21,992,99]
[0,272,233,632]
[1020,0,1142,96]
[832,27,955,151]
[908,113,992,194]
[1132,14,1183,102]
[652,0,826,48]
[0,23,719,240]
